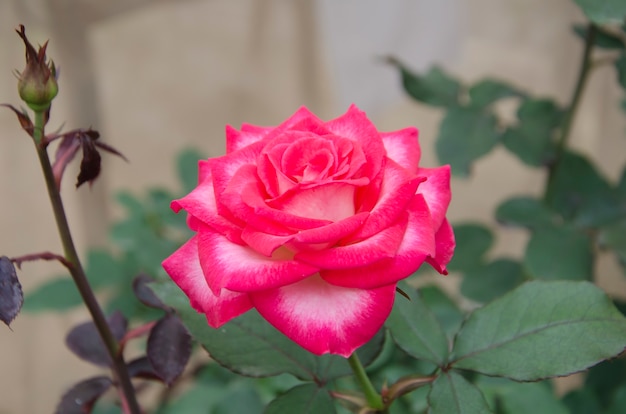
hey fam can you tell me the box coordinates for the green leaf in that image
[574,0,626,24]
[616,53,626,90]
[150,280,319,380]
[618,165,626,195]
[84,250,124,289]
[437,106,500,176]
[427,371,493,414]
[312,330,385,381]
[177,148,206,194]
[524,225,593,281]
[546,151,622,226]
[264,384,334,414]
[213,383,264,414]
[501,99,562,167]
[115,191,144,217]
[495,197,556,229]
[468,79,523,108]
[446,224,493,272]
[497,382,568,414]
[460,259,525,303]
[562,388,602,414]
[389,60,461,107]
[386,284,449,365]
[563,388,602,414]
[419,286,464,339]
[450,280,626,381]
[573,24,625,50]
[156,382,226,414]
[23,277,82,312]
[606,384,626,414]
[599,219,626,264]
[584,358,626,407]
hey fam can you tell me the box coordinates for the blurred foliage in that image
[24,3,626,413]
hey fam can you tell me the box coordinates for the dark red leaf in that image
[147,314,192,385]
[55,376,112,414]
[65,311,128,367]
[0,256,23,327]
[94,140,128,162]
[133,274,167,310]
[0,104,34,136]
[127,356,161,381]
[76,136,101,188]
[52,134,81,190]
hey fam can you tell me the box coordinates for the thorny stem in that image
[544,23,597,199]
[32,110,141,414]
[348,352,385,412]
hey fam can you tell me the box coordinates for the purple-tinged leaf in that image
[0,256,23,327]
[133,274,167,310]
[65,311,128,367]
[76,136,101,188]
[0,104,34,136]
[127,356,161,381]
[94,140,128,162]
[52,135,81,190]
[147,314,192,385]
[55,376,112,414]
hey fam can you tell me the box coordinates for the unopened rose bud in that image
[15,25,58,111]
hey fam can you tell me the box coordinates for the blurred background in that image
[0,0,624,412]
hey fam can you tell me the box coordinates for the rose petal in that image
[172,166,244,244]
[162,237,252,327]
[292,212,369,245]
[269,182,359,222]
[250,274,396,356]
[417,165,451,230]
[295,214,407,269]
[321,194,435,288]
[226,125,268,153]
[197,225,319,294]
[210,140,266,203]
[380,127,421,173]
[241,212,370,256]
[241,228,293,257]
[224,164,331,230]
[426,218,455,275]
[352,159,423,240]
[324,105,385,180]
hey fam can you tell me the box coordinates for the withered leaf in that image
[0,256,23,327]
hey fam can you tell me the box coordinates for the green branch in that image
[545,23,597,198]
[348,352,385,412]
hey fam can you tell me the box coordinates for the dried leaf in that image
[52,134,81,190]
[147,314,192,385]
[0,104,34,136]
[76,136,101,188]
[0,256,23,327]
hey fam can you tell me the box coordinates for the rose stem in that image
[32,110,141,414]
[544,23,597,198]
[348,352,385,411]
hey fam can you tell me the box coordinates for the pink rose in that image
[162,105,454,357]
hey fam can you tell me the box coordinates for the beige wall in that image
[0,0,624,412]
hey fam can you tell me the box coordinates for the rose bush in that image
[162,105,454,356]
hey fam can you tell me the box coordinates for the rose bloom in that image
[162,105,454,357]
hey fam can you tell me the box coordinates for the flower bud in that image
[15,25,58,111]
